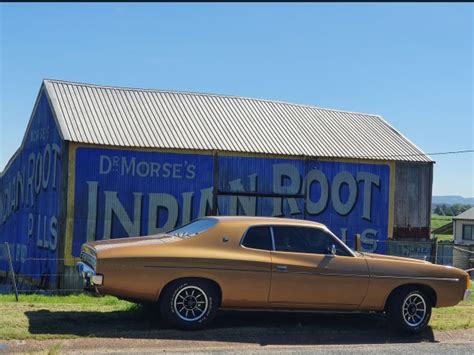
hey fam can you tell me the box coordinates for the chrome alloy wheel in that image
[402,292,427,327]
[173,285,209,322]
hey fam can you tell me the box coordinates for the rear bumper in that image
[76,262,103,288]
[464,289,472,302]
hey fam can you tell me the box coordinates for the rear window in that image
[167,218,218,238]
[241,226,273,251]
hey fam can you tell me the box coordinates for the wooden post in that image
[433,237,438,264]
[212,152,219,216]
[4,242,19,301]
[354,234,361,252]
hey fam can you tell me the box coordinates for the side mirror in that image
[330,244,336,256]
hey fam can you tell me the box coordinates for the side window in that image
[273,226,350,256]
[242,226,273,251]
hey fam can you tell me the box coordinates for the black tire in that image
[159,278,219,330]
[386,286,432,334]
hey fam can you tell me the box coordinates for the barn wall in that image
[62,145,394,266]
[0,85,436,292]
[393,162,433,239]
[0,89,66,289]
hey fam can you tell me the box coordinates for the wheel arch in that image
[384,283,437,310]
[157,277,223,306]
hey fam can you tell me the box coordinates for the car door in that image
[221,225,273,307]
[269,225,369,308]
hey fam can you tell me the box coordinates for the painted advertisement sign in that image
[217,156,390,253]
[71,148,214,257]
[0,91,63,289]
[70,147,391,260]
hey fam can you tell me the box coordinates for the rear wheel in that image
[159,278,219,330]
[386,287,432,333]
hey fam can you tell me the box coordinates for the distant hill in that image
[432,195,474,205]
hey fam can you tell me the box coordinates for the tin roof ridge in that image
[43,78,382,118]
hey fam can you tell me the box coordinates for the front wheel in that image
[159,278,219,330]
[386,287,432,333]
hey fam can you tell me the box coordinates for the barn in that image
[0,79,433,290]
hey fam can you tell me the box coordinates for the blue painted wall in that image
[72,148,214,256]
[70,148,390,256]
[218,156,390,253]
[0,90,64,289]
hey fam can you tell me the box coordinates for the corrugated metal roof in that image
[43,79,432,162]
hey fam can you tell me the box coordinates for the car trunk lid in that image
[88,234,183,252]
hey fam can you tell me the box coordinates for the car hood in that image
[362,252,431,264]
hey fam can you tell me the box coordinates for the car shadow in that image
[25,307,436,345]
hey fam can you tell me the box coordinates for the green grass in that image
[0,294,137,340]
[436,235,454,242]
[0,285,473,340]
[0,293,132,306]
[431,214,453,229]
[431,214,453,241]
[431,283,473,330]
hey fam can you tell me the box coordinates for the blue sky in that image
[1,3,472,196]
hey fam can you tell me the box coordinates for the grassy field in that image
[431,214,453,241]
[0,294,137,340]
[431,214,453,230]
[0,285,472,340]
[429,282,473,330]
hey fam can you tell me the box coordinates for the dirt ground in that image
[1,310,474,353]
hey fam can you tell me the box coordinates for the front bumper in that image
[77,262,103,288]
[464,289,472,302]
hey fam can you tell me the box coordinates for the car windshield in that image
[167,218,218,239]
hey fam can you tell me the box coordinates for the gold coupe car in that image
[77,216,471,332]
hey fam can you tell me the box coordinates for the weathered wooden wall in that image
[394,162,433,239]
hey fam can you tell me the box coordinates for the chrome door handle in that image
[276,265,287,271]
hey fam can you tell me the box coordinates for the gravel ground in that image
[2,333,473,354]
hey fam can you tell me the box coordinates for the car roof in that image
[208,216,327,229]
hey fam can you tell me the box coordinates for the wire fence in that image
[0,242,85,296]
[0,238,471,298]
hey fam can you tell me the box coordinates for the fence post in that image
[4,242,19,302]
[354,234,361,252]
